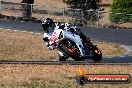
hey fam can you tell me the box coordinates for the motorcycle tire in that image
[92,48,102,62]
[60,39,84,61]
[85,43,102,62]
[92,53,102,62]
[59,56,67,61]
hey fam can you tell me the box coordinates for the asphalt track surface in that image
[0,20,132,63]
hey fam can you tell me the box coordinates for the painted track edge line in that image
[0,28,42,35]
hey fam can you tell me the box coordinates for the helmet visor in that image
[42,24,50,32]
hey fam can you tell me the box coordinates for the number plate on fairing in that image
[50,32,58,43]
[50,29,63,43]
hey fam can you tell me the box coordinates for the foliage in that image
[63,0,101,25]
[110,0,132,23]
[63,0,100,10]
[111,0,132,14]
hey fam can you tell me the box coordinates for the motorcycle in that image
[43,23,102,62]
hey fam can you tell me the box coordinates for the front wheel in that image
[59,39,84,61]
[59,55,69,61]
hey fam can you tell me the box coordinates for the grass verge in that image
[0,64,132,88]
[0,29,127,60]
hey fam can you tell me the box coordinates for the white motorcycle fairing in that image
[62,30,86,57]
[44,28,86,57]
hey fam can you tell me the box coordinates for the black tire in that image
[60,39,84,61]
[92,53,102,62]
[74,57,85,61]
[85,44,102,62]
[92,48,102,62]
[76,76,87,85]
[59,56,68,61]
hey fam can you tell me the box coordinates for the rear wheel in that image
[84,43,102,62]
[92,47,102,62]
[92,53,102,62]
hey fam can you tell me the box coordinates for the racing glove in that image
[43,37,49,42]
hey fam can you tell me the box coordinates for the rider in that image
[42,18,90,50]
[42,18,56,50]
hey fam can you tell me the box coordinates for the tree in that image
[110,0,132,22]
[63,0,100,10]
[111,0,132,14]
[63,0,101,25]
